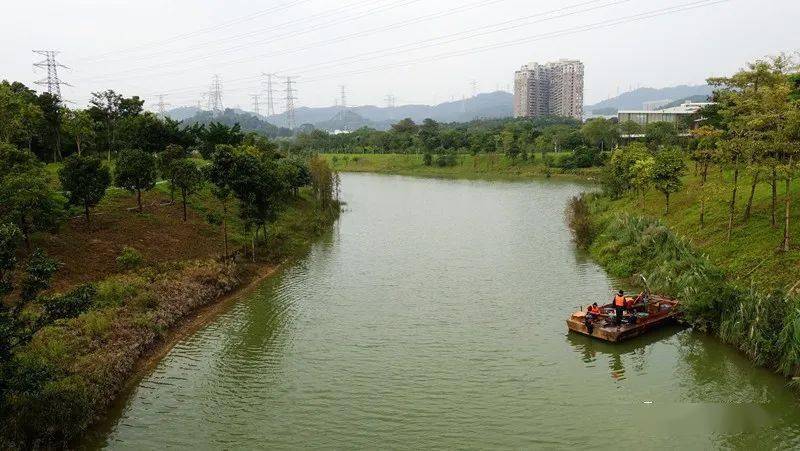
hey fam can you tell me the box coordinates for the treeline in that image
[287,112,689,170]
[0,80,340,445]
[602,54,800,246]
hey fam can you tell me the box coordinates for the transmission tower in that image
[262,73,276,117]
[155,94,171,117]
[339,85,347,110]
[32,50,70,99]
[208,74,223,115]
[471,80,478,98]
[384,94,396,108]
[284,76,297,130]
[251,94,260,116]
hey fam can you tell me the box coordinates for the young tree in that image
[58,154,111,224]
[630,156,655,209]
[0,145,64,249]
[0,223,22,301]
[644,121,680,150]
[158,144,190,202]
[207,146,237,259]
[62,109,95,155]
[651,147,686,215]
[170,158,204,221]
[114,149,157,213]
[691,125,722,227]
[36,92,64,161]
[19,248,60,301]
[499,125,520,160]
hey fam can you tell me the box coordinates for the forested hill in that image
[179,109,293,138]
[585,84,713,114]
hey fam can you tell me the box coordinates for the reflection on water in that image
[86,174,800,450]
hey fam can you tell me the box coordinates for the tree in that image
[581,118,619,151]
[630,156,655,209]
[36,92,64,161]
[207,146,237,259]
[651,147,686,214]
[114,149,157,213]
[644,121,680,150]
[18,102,44,152]
[499,125,520,160]
[0,223,22,301]
[19,248,60,301]
[601,142,650,198]
[0,81,24,143]
[58,154,111,224]
[391,118,417,134]
[619,120,642,138]
[158,144,190,202]
[0,145,64,249]
[170,159,204,221]
[88,90,142,159]
[691,125,722,227]
[62,109,95,156]
[418,118,441,152]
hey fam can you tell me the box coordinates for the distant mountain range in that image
[585,85,714,114]
[166,91,514,132]
[164,84,716,132]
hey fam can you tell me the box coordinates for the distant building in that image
[618,101,714,136]
[642,99,672,111]
[514,59,584,120]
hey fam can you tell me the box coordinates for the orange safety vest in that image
[589,305,601,314]
[614,294,626,307]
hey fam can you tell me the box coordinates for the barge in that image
[566,293,680,343]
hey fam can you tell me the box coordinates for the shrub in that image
[38,285,96,324]
[116,246,143,270]
[565,195,593,249]
[94,276,143,308]
[422,153,432,166]
[20,249,60,301]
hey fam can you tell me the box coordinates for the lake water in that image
[86,173,800,449]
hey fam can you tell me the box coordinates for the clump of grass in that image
[116,246,143,270]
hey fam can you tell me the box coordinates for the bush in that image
[434,153,457,167]
[38,285,96,324]
[94,276,143,308]
[116,246,143,270]
[422,153,433,166]
[565,195,593,249]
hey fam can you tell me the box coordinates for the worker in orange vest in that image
[613,290,626,325]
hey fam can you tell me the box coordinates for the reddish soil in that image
[34,190,225,293]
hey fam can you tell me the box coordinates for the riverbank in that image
[322,153,602,181]
[0,185,340,447]
[571,179,800,380]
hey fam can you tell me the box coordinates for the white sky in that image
[2,0,797,112]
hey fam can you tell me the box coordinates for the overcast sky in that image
[2,0,797,113]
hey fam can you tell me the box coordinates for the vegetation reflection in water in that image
[88,173,800,450]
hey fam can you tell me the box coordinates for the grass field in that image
[322,153,602,180]
[591,165,800,291]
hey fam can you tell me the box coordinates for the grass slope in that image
[322,153,601,180]
[593,166,800,290]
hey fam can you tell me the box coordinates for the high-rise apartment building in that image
[513,59,584,120]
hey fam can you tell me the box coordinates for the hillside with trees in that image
[0,79,340,446]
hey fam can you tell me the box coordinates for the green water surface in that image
[87,173,800,450]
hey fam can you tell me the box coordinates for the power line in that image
[32,50,70,99]
[75,0,315,63]
[131,0,728,106]
[251,93,260,116]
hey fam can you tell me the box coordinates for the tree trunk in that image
[222,201,229,260]
[84,200,91,225]
[137,189,143,213]
[699,162,709,228]
[664,193,670,215]
[782,158,793,252]
[251,232,256,262]
[181,190,187,221]
[76,136,82,156]
[727,167,739,241]
[743,170,760,222]
[771,166,778,228]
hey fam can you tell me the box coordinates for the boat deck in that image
[566,295,680,343]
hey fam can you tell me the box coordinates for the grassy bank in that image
[572,166,800,380]
[322,153,602,180]
[0,182,339,447]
